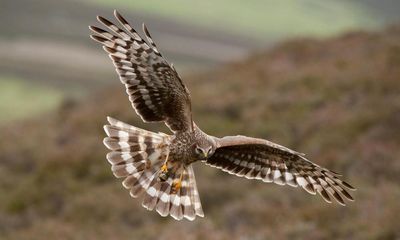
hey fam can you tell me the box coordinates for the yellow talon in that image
[160,151,170,172]
[172,179,182,192]
[161,163,168,172]
[172,171,184,192]
[159,152,170,181]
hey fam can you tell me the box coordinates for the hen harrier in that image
[90,10,355,221]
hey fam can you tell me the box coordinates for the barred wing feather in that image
[90,10,192,132]
[206,136,356,205]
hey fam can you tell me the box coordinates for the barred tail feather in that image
[103,117,203,220]
[103,116,168,197]
[188,165,204,217]
[142,165,204,221]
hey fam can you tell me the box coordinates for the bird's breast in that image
[169,132,197,165]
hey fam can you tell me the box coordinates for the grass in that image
[87,0,381,39]
[0,76,64,124]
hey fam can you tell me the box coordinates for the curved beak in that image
[202,147,211,159]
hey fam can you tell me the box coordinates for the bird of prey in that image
[90,10,355,221]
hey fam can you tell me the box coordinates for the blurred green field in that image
[88,0,380,39]
[0,76,63,124]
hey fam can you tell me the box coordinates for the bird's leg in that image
[160,151,170,173]
[158,151,170,181]
[172,169,184,193]
[160,163,168,172]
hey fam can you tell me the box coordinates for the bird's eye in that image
[195,146,202,154]
[207,147,213,155]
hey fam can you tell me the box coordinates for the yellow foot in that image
[161,163,168,173]
[172,179,182,193]
[172,171,184,193]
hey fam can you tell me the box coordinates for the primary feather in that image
[90,10,192,132]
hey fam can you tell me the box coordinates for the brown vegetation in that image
[1,25,400,239]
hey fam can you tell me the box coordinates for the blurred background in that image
[1,0,400,239]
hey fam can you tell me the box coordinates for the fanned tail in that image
[104,117,169,196]
[142,165,204,220]
[103,117,203,220]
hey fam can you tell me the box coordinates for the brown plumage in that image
[91,10,356,221]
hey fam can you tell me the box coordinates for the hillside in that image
[1,25,400,239]
[2,0,400,124]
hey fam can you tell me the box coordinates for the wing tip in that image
[88,25,97,33]
[115,11,129,25]
[88,25,103,33]
[347,197,355,202]
[336,201,346,206]
[114,9,123,20]
[96,15,103,22]
[90,34,106,44]
[142,23,148,33]
[343,181,357,191]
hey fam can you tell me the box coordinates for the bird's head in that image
[193,137,216,160]
[194,145,213,160]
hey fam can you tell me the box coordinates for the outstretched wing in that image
[90,10,192,132]
[205,135,356,205]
